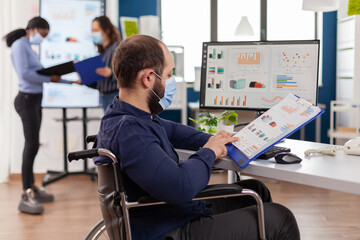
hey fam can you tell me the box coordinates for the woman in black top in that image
[90,16,121,112]
[3,17,71,215]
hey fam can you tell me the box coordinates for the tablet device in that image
[37,61,76,76]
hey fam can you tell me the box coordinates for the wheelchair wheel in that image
[85,219,109,240]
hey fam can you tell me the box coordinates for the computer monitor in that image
[199,40,320,111]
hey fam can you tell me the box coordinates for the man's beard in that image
[147,78,164,115]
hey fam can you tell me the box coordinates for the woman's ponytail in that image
[3,29,27,47]
[3,16,49,47]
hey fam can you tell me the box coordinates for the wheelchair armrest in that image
[137,184,243,204]
[195,184,243,198]
[137,195,162,204]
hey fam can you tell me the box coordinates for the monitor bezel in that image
[199,40,320,112]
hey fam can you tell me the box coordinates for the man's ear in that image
[140,69,154,88]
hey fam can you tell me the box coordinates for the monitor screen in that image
[199,40,320,111]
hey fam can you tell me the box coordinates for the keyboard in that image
[257,146,291,160]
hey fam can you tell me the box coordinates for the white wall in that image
[2,0,119,177]
[11,108,103,174]
[106,0,119,28]
[0,0,40,182]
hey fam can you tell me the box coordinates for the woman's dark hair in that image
[112,35,164,89]
[93,16,121,53]
[3,16,49,47]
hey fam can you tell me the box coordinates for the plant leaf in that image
[197,127,205,132]
[208,127,217,134]
[188,117,199,124]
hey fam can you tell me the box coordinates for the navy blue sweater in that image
[94,98,215,240]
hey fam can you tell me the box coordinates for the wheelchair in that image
[68,136,267,240]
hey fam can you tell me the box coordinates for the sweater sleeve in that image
[11,41,51,84]
[116,122,216,205]
[159,118,212,151]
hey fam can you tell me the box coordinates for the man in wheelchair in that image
[93,34,300,240]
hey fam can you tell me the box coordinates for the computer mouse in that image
[274,152,302,164]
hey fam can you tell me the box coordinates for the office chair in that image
[68,136,266,240]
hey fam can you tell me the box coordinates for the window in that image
[267,0,322,85]
[161,0,319,83]
[217,0,260,41]
[267,0,315,40]
[161,0,210,82]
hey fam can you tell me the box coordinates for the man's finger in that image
[223,136,239,145]
[217,130,227,137]
[221,146,228,158]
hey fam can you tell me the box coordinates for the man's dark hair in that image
[112,35,164,89]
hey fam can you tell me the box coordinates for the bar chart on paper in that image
[281,104,299,114]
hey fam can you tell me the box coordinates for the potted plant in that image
[189,113,218,134]
[189,110,238,134]
[218,110,238,133]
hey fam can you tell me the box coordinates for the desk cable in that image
[304,145,345,157]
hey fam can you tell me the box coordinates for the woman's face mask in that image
[148,72,177,114]
[29,30,44,45]
[91,31,104,45]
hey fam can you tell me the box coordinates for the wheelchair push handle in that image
[86,135,97,143]
[68,149,99,162]
[68,148,118,164]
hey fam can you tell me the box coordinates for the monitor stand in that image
[255,111,265,118]
[234,111,265,129]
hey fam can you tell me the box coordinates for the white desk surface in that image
[176,139,360,195]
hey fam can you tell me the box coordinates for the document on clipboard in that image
[226,93,324,168]
[73,55,105,85]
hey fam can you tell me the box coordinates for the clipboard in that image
[226,94,325,168]
[73,55,105,85]
[37,61,76,76]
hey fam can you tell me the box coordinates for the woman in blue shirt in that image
[90,16,121,112]
[4,16,72,215]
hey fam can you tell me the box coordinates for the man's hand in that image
[72,79,82,85]
[50,75,61,83]
[203,131,239,159]
[96,67,112,77]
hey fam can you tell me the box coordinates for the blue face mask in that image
[29,31,44,45]
[149,72,177,110]
[91,31,104,45]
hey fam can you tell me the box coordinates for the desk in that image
[176,139,360,195]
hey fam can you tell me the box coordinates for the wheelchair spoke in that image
[85,220,110,240]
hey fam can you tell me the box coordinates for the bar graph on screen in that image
[237,52,261,65]
[200,40,319,111]
[276,75,298,88]
[213,95,247,106]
